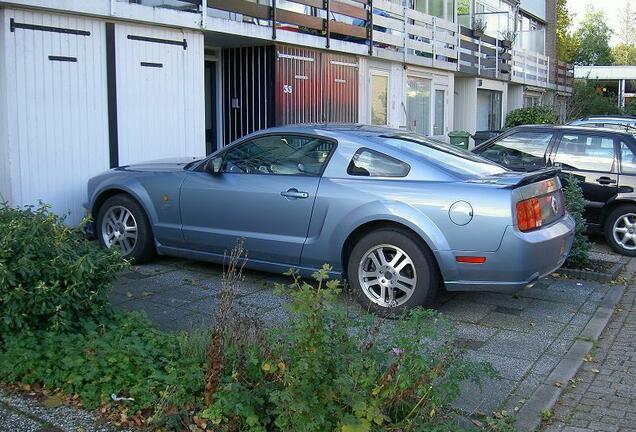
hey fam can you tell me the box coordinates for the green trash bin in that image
[448,131,470,150]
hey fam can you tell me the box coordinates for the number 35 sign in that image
[283,84,293,94]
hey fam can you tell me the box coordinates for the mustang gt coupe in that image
[86,125,575,313]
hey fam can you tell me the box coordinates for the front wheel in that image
[604,205,636,256]
[347,229,439,315]
[96,194,155,263]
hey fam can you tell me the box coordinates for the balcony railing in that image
[458,26,510,79]
[122,0,571,89]
[554,60,574,89]
[510,49,549,87]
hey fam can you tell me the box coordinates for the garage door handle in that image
[281,188,309,199]
[596,177,616,185]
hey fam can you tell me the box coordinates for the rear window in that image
[379,134,506,179]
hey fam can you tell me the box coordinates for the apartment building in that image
[0,0,572,224]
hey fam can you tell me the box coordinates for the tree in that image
[616,2,636,46]
[612,43,636,66]
[556,0,578,63]
[572,8,613,66]
[566,79,622,120]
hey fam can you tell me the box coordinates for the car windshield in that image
[379,134,507,178]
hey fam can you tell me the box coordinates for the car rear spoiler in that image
[467,167,561,188]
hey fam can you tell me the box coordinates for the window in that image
[477,131,553,171]
[370,73,389,126]
[381,135,506,179]
[433,89,445,136]
[220,135,334,176]
[620,141,636,175]
[554,134,615,172]
[413,0,455,21]
[406,76,431,135]
[347,148,410,177]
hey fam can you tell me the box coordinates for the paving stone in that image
[479,329,553,360]
[455,291,533,310]
[479,311,566,338]
[464,350,534,381]
[452,377,516,414]
[452,322,498,342]
[438,298,495,323]
[520,298,579,324]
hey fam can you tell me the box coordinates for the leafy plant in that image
[0,312,204,414]
[563,175,590,268]
[473,18,486,37]
[201,265,495,432]
[567,79,622,120]
[504,106,558,128]
[499,30,517,47]
[0,204,126,335]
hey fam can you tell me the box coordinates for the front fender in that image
[89,175,159,226]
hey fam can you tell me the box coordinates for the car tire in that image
[96,194,155,263]
[347,228,439,315]
[604,204,636,257]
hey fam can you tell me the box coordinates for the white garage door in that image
[115,23,204,166]
[1,9,109,225]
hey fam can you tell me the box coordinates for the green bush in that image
[0,312,204,413]
[0,204,126,335]
[201,266,495,432]
[563,176,590,268]
[504,106,558,128]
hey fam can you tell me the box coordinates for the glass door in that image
[370,71,390,126]
[433,86,447,138]
[406,76,431,135]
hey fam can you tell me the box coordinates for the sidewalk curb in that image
[513,284,626,431]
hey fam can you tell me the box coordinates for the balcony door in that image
[406,75,432,135]
[476,89,502,131]
[369,70,390,126]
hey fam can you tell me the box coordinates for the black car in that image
[472,125,636,256]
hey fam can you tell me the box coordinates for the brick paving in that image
[544,275,636,431]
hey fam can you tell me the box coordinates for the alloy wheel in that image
[613,213,636,251]
[358,244,417,308]
[101,205,138,256]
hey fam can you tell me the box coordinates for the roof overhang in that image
[574,65,636,81]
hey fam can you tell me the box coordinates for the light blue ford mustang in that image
[85,125,575,313]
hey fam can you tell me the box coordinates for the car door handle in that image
[281,188,309,199]
[596,176,617,185]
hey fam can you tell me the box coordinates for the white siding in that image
[1,8,109,224]
[115,23,205,165]
[0,10,11,204]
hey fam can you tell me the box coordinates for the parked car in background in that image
[568,116,636,133]
[86,125,574,313]
[473,125,636,256]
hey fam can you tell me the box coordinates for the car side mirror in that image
[207,157,223,175]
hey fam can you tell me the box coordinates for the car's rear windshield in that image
[379,134,507,179]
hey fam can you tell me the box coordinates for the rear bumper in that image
[440,213,575,292]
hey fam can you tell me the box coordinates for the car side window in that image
[476,131,553,171]
[220,135,334,176]
[620,141,636,175]
[347,148,410,177]
[553,133,615,172]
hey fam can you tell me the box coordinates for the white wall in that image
[1,8,110,224]
[358,58,454,141]
[453,77,477,136]
[115,23,205,165]
[0,10,10,204]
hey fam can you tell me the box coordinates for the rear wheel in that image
[347,229,439,315]
[96,194,155,263]
[605,204,636,256]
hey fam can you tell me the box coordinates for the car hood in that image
[115,157,202,172]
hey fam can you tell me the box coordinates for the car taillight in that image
[516,197,542,232]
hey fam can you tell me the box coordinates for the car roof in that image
[576,115,636,120]
[508,124,635,137]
